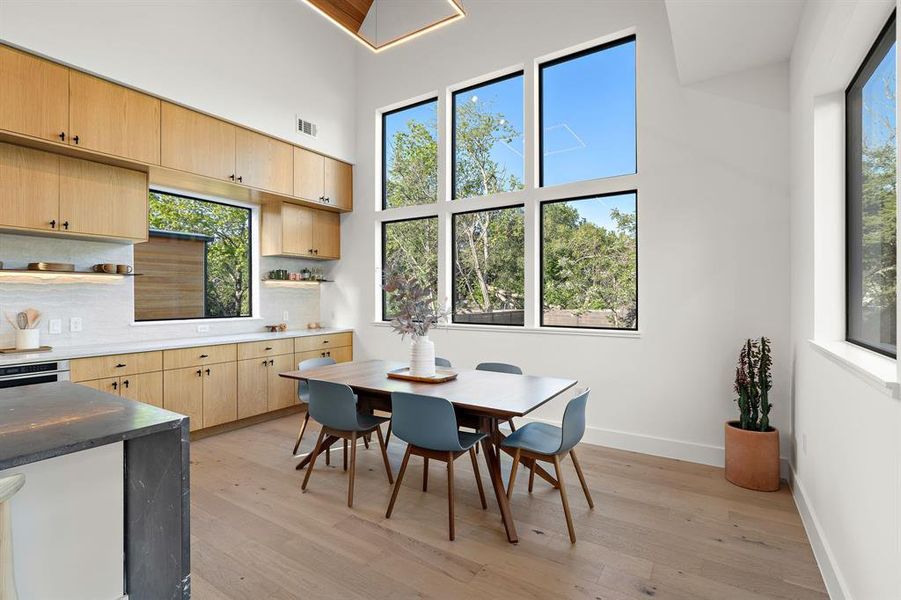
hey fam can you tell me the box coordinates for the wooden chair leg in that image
[385,421,392,446]
[422,457,429,492]
[528,459,536,493]
[376,426,394,483]
[343,439,348,471]
[292,412,310,455]
[386,445,412,518]
[553,454,576,543]
[469,447,487,509]
[447,451,455,541]
[326,445,331,466]
[363,434,370,450]
[347,432,358,508]
[570,449,594,508]
[506,448,521,499]
[302,429,326,491]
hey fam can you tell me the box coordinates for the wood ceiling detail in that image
[308,0,374,33]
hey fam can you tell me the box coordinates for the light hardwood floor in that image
[189,414,827,600]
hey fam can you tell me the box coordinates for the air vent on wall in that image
[296,116,318,138]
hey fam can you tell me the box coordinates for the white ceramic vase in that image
[409,335,436,377]
[14,329,39,351]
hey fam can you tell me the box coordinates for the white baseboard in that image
[790,468,850,600]
[513,416,791,479]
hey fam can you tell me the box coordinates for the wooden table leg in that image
[295,435,339,470]
[479,417,518,544]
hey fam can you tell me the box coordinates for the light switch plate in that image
[48,319,62,334]
[282,311,289,322]
[70,317,82,332]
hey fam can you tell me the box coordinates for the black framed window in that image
[382,216,439,319]
[382,98,438,209]
[541,191,637,330]
[452,71,524,200]
[846,12,897,357]
[452,205,524,325]
[539,35,636,187]
[135,191,252,321]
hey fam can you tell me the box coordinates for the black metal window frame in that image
[539,190,638,331]
[450,203,526,326]
[450,70,525,201]
[537,34,637,188]
[381,215,440,321]
[137,189,253,322]
[381,97,439,210]
[845,11,897,357]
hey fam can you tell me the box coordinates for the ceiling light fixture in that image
[299,0,465,53]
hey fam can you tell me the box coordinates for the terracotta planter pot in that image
[724,421,780,491]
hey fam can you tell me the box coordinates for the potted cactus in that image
[725,337,779,491]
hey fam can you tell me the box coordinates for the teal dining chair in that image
[385,392,488,541]
[501,389,594,543]
[292,356,336,456]
[384,357,453,447]
[301,380,393,507]
[475,361,522,434]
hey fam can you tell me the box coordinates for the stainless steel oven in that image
[0,360,70,388]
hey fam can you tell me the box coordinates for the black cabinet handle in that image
[72,135,79,144]
[262,360,268,366]
[205,368,211,376]
[49,219,56,229]
[314,249,319,254]
[237,175,243,183]
[196,369,202,376]
[325,197,331,203]
[264,346,272,351]
[58,132,66,141]
[123,379,129,389]
[115,363,126,368]
[112,381,118,390]
[228,174,235,181]
[62,221,69,230]
[199,354,209,358]
[268,359,274,366]
[322,340,329,344]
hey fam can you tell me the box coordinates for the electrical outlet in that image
[70,317,82,333]
[282,311,289,322]
[48,319,62,334]
[197,324,210,333]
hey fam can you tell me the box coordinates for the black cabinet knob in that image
[229,174,235,181]
[72,135,79,144]
[49,219,56,229]
[62,221,69,230]
[237,175,243,183]
[196,369,202,376]
[262,360,268,366]
[205,368,211,376]
[268,359,274,366]
[58,132,66,141]
[123,379,130,389]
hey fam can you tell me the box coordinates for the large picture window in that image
[135,191,252,321]
[539,36,636,187]
[452,206,524,325]
[846,13,897,357]
[452,72,524,200]
[541,192,637,330]
[382,217,439,319]
[382,98,439,209]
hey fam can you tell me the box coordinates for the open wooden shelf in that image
[261,279,332,287]
[0,269,142,281]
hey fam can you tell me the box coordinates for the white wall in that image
[0,0,357,161]
[330,1,792,469]
[789,1,901,599]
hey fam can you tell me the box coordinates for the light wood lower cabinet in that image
[297,345,352,364]
[202,361,237,428]
[237,353,297,418]
[77,371,163,408]
[71,351,163,381]
[164,366,204,431]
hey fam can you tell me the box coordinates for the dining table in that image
[279,359,578,543]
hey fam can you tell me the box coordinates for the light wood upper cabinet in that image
[314,210,340,259]
[293,147,324,202]
[0,143,59,231]
[202,361,237,428]
[59,156,148,241]
[0,46,68,142]
[324,157,353,211]
[68,71,161,164]
[281,202,314,256]
[236,128,292,195]
[164,366,205,432]
[294,147,353,210]
[161,102,235,181]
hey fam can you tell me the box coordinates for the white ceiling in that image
[665,0,805,84]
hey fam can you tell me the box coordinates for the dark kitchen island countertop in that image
[0,382,190,600]
[0,381,186,470]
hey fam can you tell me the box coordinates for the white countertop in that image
[0,327,353,367]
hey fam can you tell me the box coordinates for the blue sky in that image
[563,192,635,232]
[863,42,896,148]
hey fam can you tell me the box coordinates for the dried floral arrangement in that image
[381,267,449,340]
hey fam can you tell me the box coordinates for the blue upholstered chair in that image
[301,380,393,508]
[385,392,488,540]
[501,388,594,543]
[292,357,336,455]
[475,361,522,436]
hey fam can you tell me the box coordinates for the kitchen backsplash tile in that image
[0,233,324,348]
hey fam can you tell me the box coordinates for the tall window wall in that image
[381,33,638,331]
